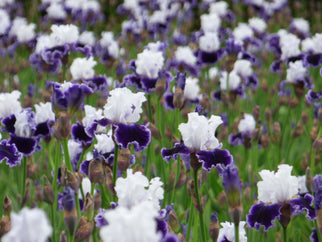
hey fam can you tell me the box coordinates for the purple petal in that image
[161,234,179,242]
[163,92,175,110]
[79,159,90,176]
[222,165,242,195]
[196,149,233,173]
[161,142,190,163]
[35,121,52,138]
[95,208,108,228]
[1,114,16,133]
[247,202,282,231]
[305,54,322,67]
[156,218,168,238]
[198,50,220,64]
[114,123,151,152]
[175,71,186,90]
[140,76,159,93]
[0,139,23,167]
[9,135,37,156]
[83,76,108,93]
[310,228,318,242]
[290,193,316,220]
[71,122,93,145]
[313,175,322,210]
[63,186,76,211]
[270,60,282,73]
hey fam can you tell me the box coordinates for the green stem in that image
[62,139,73,171]
[193,169,206,242]
[50,204,57,242]
[112,144,119,185]
[186,198,194,242]
[235,222,239,242]
[21,156,27,205]
[100,184,111,208]
[52,142,61,223]
[283,226,287,242]
[147,94,153,122]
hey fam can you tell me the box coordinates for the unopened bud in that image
[117,149,132,173]
[313,138,322,153]
[149,123,161,140]
[169,210,180,233]
[217,190,226,207]
[53,111,72,140]
[252,105,260,122]
[209,213,220,242]
[88,159,104,185]
[94,191,102,211]
[272,121,281,143]
[292,121,304,138]
[35,181,44,203]
[264,107,271,122]
[289,97,299,108]
[301,111,309,124]
[243,185,251,203]
[59,231,67,242]
[27,162,38,179]
[190,152,202,171]
[43,175,55,204]
[84,193,94,221]
[0,215,11,237]
[155,79,166,99]
[75,217,93,242]
[173,88,184,109]
[3,196,12,215]
[260,133,270,149]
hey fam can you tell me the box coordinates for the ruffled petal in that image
[71,122,93,145]
[9,135,37,156]
[161,142,190,163]
[290,193,316,220]
[247,202,282,231]
[196,148,233,173]
[114,123,151,152]
[0,139,23,167]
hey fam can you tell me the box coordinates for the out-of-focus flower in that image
[2,207,52,242]
[217,221,247,242]
[99,201,161,242]
[115,169,164,210]
[70,56,97,80]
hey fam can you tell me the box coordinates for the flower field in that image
[0,0,321,241]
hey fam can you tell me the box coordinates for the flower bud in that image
[27,162,38,179]
[252,105,260,122]
[35,181,44,203]
[260,133,269,148]
[318,107,322,125]
[53,111,72,140]
[88,159,104,185]
[264,107,271,122]
[149,123,161,140]
[43,175,55,205]
[3,196,12,215]
[223,165,242,225]
[209,213,220,242]
[155,79,166,99]
[75,217,93,242]
[301,111,309,124]
[94,191,102,211]
[272,121,281,143]
[117,149,132,173]
[173,88,185,110]
[59,231,67,242]
[84,193,94,221]
[22,179,31,206]
[63,187,78,235]
[0,215,11,237]
[168,210,181,233]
